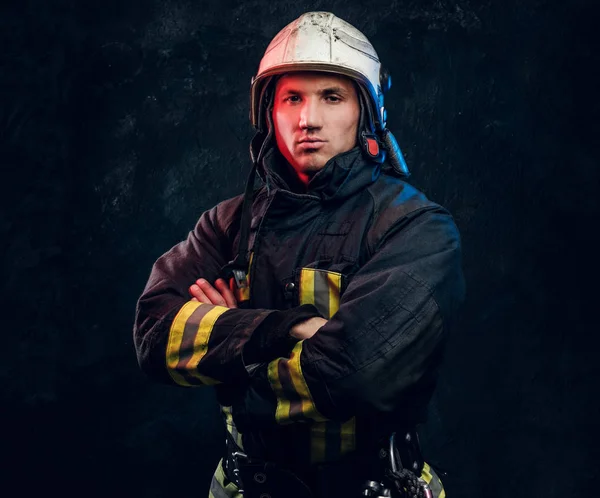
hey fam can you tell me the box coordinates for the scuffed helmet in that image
[249,11,409,176]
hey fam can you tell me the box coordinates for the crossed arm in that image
[188,278,327,341]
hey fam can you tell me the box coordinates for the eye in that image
[325,95,341,103]
[284,95,301,103]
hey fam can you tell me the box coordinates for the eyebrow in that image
[278,85,350,97]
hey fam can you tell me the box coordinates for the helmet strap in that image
[226,82,276,291]
[250,78,276,177]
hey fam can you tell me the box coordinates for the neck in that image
[296,170,312,187]
[264,148,309,194]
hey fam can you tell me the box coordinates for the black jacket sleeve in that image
[232,206,466,427]
[133,198,323,387]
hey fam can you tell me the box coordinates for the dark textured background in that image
[1,0,598,496]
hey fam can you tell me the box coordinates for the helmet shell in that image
[250,12,385,131]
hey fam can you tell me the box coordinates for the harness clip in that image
[231,268,249,290]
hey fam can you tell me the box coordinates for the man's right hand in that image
[189,278,238,308]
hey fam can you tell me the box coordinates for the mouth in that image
[297,141,325,151]
[297,138,326,150]
[298,138,326,144]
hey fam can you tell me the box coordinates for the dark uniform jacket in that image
[133,145,465,497]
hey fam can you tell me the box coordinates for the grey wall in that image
[1,0,598,496]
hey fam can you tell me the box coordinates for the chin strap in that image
[221,127,274,292]
[220,160,258,290]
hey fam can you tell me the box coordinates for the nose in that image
[298,98,322,130]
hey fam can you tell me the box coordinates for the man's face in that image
[272,72,360,184]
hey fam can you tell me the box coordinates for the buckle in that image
[221,261,248,291]
[385,432,434,497]
[231,268,248,290]
[230,449,250,494]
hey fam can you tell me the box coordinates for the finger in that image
[215,278,238,308]
[191,297,198,302]
[189,284,210,303]
[196,279,227,307]
[189,284,211,304]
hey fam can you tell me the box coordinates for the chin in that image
[296,153,330,172]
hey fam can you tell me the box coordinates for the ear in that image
[256,77,276,133]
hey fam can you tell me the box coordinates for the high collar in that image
[260,146,380,202]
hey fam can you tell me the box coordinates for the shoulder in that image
[367,172,437,217]
[192,193,245,241]
[364,172,458,253]
[211,192,245,221]
[203,186,269,237]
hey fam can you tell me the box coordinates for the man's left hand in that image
[189,278,238,308]
[290,316,328,340]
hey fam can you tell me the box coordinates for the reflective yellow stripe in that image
[421,462,433,484]
[268,357,291,423]
[288,341,326,420]
[326,271,342,316]
[167,301,201,386]
[300,268,316,305]
[269,341,327,424]
[166,302,226,386]
[186,306,228,383]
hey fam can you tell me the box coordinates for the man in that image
[134,11,465,498]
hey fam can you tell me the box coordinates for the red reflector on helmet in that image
[366,137,379,157]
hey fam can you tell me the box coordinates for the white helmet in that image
[249,11,409,176]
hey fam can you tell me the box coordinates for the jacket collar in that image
[260,146,380,202]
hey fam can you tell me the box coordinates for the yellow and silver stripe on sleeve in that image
[268,340,328,424]
[299,268,341,320]
[166,301,228,386]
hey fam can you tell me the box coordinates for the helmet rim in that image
[250,63,383,132]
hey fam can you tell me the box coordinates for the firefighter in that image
[134,11,465,498]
